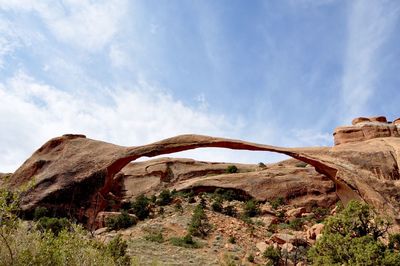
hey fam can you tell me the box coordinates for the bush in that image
[258,162,266,168]
[211,198,223,212]
[213,188,241,201]
[226,165,238,174]
[170,234,200,248]
[188,204,211,238]
[228,236,236,244]
[131,194,150,220]
[33,207,48,221]
[308,200,400,266]
[144,232,164,243]
[247,253,255,262]
[105,234,131,265]
[270,197,285,209]
[36,217,71,236]
[222,205,237,217]
[295,162,308,168]
[243,200,260,217]
[105,212,136,231]
[263,246,282,266]
[157,189,172,206]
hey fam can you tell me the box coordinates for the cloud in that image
[0,0,128,51]
[0,71,242,172]
[341,0,399,120]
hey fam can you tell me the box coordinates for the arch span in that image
[8,134,399,226]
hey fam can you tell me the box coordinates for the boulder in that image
[286,207,306,220]
[256,241,268,253]
[306,223,324,241]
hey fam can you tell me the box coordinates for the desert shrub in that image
[157,189,172,206]
[389,233,400,250]
[0,222,123,266]
[295,162,308,168]
[150,195,157,203]
[33,206,48,221]
[312,206,329,222]
[263,246,282,266]
[308,200,400,266]
[131,195,150,220]
[36,217,71,236]
[105,211,136,231]
[174,202,183,213]
[288,218,305,231]
[247,253,255,262]
[223,205,238,217]
[211,198,223,212]
[226,165,238,174]
[188,204,211,238]
[170,234,200,248]
[258,162,266,168]
[243,199,260,217]
[270,197,285,209]
[105,234,131,265]
[144,232,164,243]
[213,188,242,201]
[228,236,236,244]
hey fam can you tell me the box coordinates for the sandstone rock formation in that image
[334,116,400,145]
[3,117,400,229]
[120,158,337,209]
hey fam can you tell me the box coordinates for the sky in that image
[1,0,400,172]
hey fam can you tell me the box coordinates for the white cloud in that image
[0,0,128,51]
[0,71,242,172]
[341,0,399,120]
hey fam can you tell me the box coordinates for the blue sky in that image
[1,0,400,172]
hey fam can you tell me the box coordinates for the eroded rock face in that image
[4,126,400,228]
[334,116,400,145]
[121,158,337,209]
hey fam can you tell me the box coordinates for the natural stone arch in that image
[7,134,399,227]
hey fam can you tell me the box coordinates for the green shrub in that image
[33,207,48,221]
[105,211,136,231]
[211,198,223,212]
[258,162,266,168]
[263,246,282,266]
[247,253,255,262]
[270,197,285,209]
[223,205,237,217]
[288,218,305,231]
[174,202,183,213]
[308,200,400,266]
[213,188,241,201]
[157,189,172,206]
[144,232,164,243]
[36,217,71,236]
[188,204,211,238]
[243,199,260,217]
[226,165,238,174]
[295,162,308,168]
[170,234,200,248]
[131,194,150,220]
[105,234,131,265]
[228,236,236,244]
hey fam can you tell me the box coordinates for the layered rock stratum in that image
[2,116,400,229]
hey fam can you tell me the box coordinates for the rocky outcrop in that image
[4,124,400,228]
[120,158,337,209]
[334,116,400,145]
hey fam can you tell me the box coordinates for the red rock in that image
[306,223,324,241]
[286,207,306,220]
[3,121,400,230]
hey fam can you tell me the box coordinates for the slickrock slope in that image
[4,116,400,228]
[121,158,337,209]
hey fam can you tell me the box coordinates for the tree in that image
[308,200,400,266]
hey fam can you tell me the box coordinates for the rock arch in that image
[7,134,400,227]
